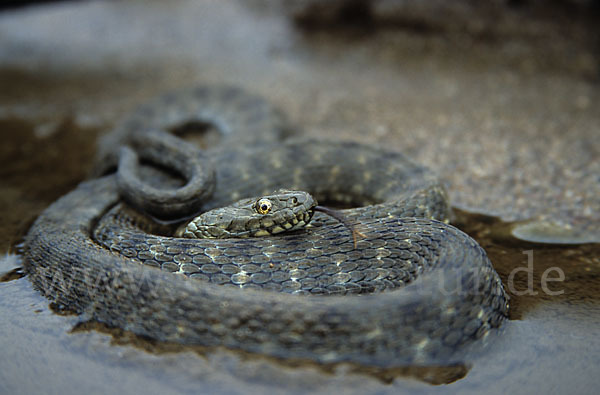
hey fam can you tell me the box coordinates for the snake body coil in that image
[24,86,508,366]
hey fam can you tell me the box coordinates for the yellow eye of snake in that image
[256,198,272,214]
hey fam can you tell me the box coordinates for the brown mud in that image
[1,1,598,393]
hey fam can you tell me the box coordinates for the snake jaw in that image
[179,190,317,239]
[272,210,314,234]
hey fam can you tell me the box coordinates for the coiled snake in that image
[24,86,508,366]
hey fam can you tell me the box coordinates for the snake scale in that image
[24,86,508,366]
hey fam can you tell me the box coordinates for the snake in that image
[24,86,508,367]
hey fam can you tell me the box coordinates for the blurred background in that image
[1,1,599,394]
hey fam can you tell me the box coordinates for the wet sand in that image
[1,1,599,393]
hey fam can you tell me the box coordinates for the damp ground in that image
[1,1,599,393]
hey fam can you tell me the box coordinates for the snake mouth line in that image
[254,210,314,236]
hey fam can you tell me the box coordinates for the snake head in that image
[177,190,317,239]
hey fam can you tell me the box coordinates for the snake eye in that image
[256,198,272,214]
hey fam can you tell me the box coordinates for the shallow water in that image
[2,214,599,394]
[1,122,598,392]
[1,0,599,393]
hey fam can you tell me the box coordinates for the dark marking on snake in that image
[24,85,508,367]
